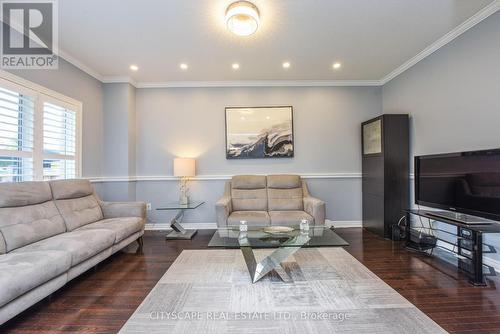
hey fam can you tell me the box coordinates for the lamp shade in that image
[173,158,196,177]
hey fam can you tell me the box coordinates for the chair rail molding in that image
[88,172,363,183]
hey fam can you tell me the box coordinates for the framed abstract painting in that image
[225,106,294,159]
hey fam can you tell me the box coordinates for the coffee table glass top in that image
[208,226,349,248]
[156,201,204,210]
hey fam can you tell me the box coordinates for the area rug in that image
[119,248,447,333]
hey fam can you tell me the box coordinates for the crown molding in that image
[380,0,500,85]
[51,1,499,88]
[101,76,138,87]
[57,49,105,82]
[134,80,382,88]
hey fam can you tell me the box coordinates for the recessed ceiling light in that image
[225,1,260,36]
[333,62,342,69]
[129,65,139,71]
[232,63,240,70]
[282,62,291,69]
[180,63,188,70]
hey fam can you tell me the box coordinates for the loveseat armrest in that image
[99,201,147,219]
[215,196,232,227]
[303,196,326,225]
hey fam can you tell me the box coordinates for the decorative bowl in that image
[263,226,294,234]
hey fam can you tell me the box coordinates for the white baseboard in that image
[145,222,217,230]
[327,220,362,228]
[145,220,362,231]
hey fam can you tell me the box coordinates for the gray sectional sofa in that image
[216,174,325,227]
[0,179,146,325]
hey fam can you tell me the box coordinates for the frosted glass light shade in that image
[173,158,196,177]
[225,1,260,36]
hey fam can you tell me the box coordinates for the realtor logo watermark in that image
[1,0,58,69]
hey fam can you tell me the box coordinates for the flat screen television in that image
[415,148,500,222]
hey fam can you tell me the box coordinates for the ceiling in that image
[57,0,499,85]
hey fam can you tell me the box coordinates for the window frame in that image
[0,70,82,181]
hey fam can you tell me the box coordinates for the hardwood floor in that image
[2,228,500,334]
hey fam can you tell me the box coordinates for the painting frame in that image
[361,116,383,156]
[225,106,294,159]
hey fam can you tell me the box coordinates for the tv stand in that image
[426,211,493,225]
[405,209,500,286]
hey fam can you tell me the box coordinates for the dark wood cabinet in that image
[362,114,409,239]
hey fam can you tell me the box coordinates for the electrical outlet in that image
[146,203,152,211]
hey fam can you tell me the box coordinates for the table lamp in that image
[174,157,195,204]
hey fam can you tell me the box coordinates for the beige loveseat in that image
[216,175,325,227]
[0,179,146,325]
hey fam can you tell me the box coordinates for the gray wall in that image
[383,12,500,162]
[7,59,104,177]
[99,86,382,225]
[136,87,381,175]
[383,12,500,261]
[103,83,136,177]
[101,83,137,201]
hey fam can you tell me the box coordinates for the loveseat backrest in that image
[267,175,304,211]
[0,181,66,254]
[230,175,268,211]
[49,179,103,231]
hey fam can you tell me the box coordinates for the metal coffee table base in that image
[241,245,300,283]
[239,233,310,283]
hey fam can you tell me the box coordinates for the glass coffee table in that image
[208,226,349,283]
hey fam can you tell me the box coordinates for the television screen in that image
[415,148,500,221]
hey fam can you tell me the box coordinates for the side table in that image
[156,201,205,240]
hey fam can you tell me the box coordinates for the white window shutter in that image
[42,102,78,180]
[0,76,81,183]
[0,86,35,182]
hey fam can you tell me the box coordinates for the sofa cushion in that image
[231,176,268,211]
[267,175,303,211]
[0,201,66,253]
[0,181,52,208]
[269,211,313,226]
[227,211,270,226]
[231,175,266,189]
[53,195,103,231]
[13,229,115,266]
[267,175,301,189]
[50,179,94,200]
[231,188,268,211]
[76,217,144,243]
[0,250,71,307]
[268,187,303,211]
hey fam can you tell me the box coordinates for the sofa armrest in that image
[215,196,232,227]
[303,196,326,225]
[99,201,147,219]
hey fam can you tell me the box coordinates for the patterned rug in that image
[119,248,447,333]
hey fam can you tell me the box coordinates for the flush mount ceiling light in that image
[129,65,139,71]
[225,1,260,36]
